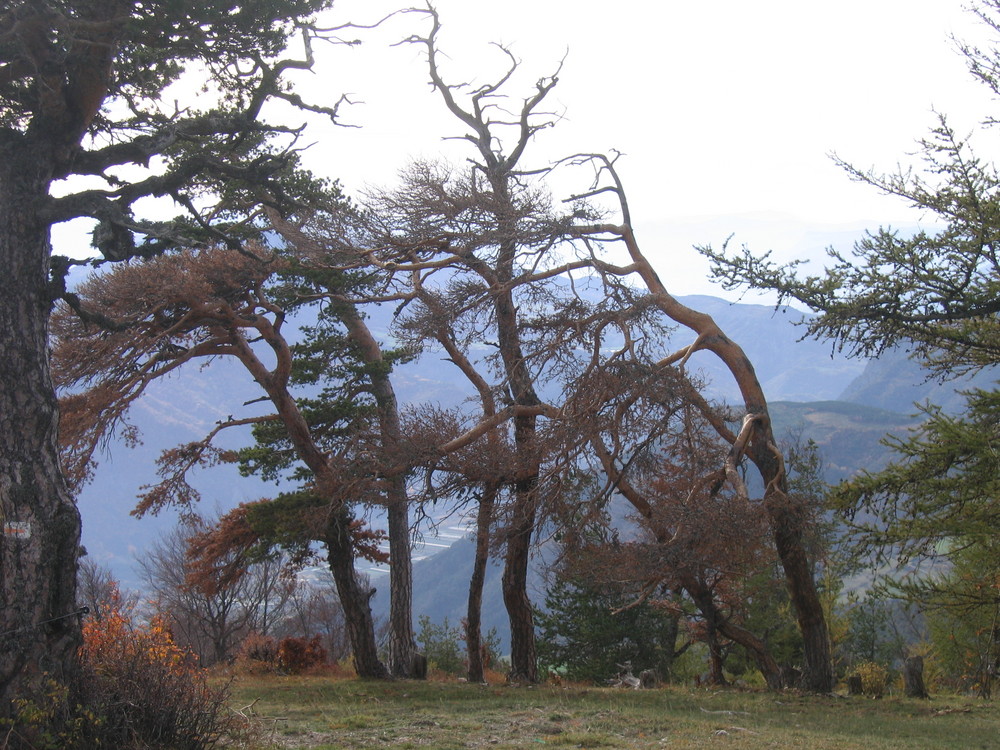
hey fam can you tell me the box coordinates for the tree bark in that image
[338,305,416,678]
[492,264,542,684]
[502,474,538,683]
[903,654,929,699]
[764,490,833,692]
[466,481,498,683]
[323,508,387,679]
[0,139,82,718]
[385,493,416,677]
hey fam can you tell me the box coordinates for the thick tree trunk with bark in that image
[763,483,833,692]
[492,262,543,684]
[903,654,929,699]
[339,307,417,678]
[323,508,387,679]
[502,474,538,683]
[0,143,82,716]
[385,493,416,677]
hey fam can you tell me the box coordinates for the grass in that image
[222,673,1000,749]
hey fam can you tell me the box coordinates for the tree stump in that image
[903,655,929,698]
[847,673,863,696]
[780,665,802,689]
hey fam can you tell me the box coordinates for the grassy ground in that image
[223,673,1000,749]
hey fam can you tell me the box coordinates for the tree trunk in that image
[466,482,498,683]
[0,141,82,719]
[657,612,681,682]
[501,497,537,684]
[493,276,542,684]
[903,654,929,699]
[682,575,783,691]
[323,508,387,679]
[337,301,416,678]
[705,625,727,686]
[764,487,833,692]
[608,222,835,693]
[385,490,416,677]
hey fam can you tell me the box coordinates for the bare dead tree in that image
[360,6,833,690]
[138,520,294,666]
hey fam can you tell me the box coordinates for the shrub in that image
[851,661,890,699]
[234,631,280,675]
[416,616,465,676]
[276,636,328,674]
[76,585,242,748]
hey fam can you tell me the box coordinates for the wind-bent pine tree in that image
[53,247,392,679]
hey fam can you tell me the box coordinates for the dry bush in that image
[73,586,246,749]
[851,661,890,699]
[233,632,280,675]
[276,636,328,674]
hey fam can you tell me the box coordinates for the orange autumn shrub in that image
[74,584,243,749]
[81,589,194,678]
[276,636,328,674]
[233,631,280,674]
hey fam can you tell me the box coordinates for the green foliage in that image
[726,565,804,676]
[0,679,100,750]
[535,578,682,685]
[832,388,1000,561]
[416,615,466,675]
[702,116,1000,374]
[5,0,345,258]
[415,616,500,676]
[924,542,1000,697]
[839,592,906,671]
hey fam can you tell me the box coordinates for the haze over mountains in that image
[70,291,991,644]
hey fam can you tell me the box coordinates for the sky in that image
[296,0,993,300]
[53,1,997,301]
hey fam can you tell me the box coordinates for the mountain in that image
[73,292,869,588]
[838,345,999,414]
[676,296,865,404]
[768,400,916,482]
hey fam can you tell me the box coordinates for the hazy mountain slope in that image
[677,295,865,403]
[838,345,999,414]
[768,400,916,482]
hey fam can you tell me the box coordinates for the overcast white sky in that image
[54,1,996,301]
[297,0,994,300]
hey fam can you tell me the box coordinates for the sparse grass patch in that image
[222,673,1000,749]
